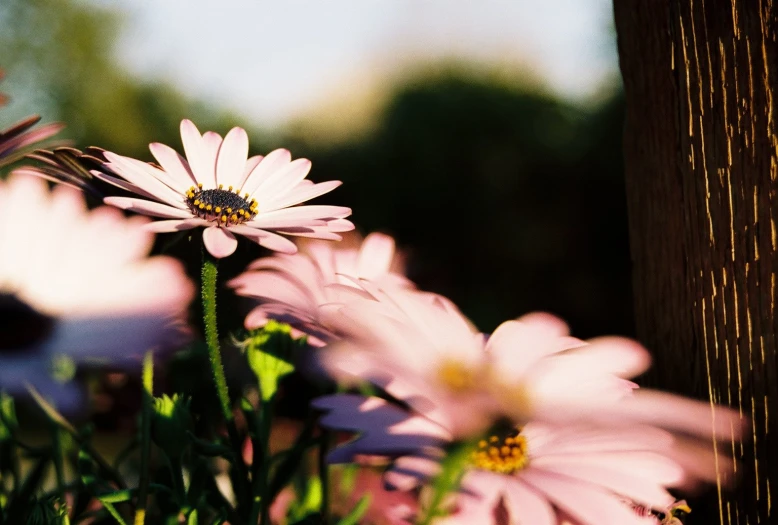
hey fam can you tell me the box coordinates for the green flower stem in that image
[51,423,65,501]
[249,401,274,525]
[319,431,331,525]
[201,256,231,422]
[169,456,186,504]
[134,351,153,525]
[200,252,250,516]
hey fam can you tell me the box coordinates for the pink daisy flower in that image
[228,232,411,345]
[314,394,690,525]
[0,174,194,409]
[317,283,744,444]
[93,119,354,258]
[315,284,650,436]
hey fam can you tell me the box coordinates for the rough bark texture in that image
[614,2,778,524]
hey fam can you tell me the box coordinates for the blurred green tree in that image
[295,73,631,337]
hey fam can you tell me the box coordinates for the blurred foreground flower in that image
[315,395,698,525]
[229,232,410,345]
[316,284,653,436]
[317,284,744,448]
[0,174,194,409]
[92,119,353,258]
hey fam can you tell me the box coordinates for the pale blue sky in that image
[92,0,618,126]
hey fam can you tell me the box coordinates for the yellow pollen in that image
[226,207,232,214]
[244,193,249,199]
[215,207,222,214]
[437,360,479,393]
[198,203,205,209]
[228,185,233,191]
[220,215,227,223]
[470,431,528,475]
[198,183,203,189]
[218,184,223,190]
[193,199,200,206]
[206,204,212,211]
[231,214,238,222]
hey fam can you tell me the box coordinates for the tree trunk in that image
[613,2,778,524]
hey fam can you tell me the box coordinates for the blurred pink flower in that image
[318,284,745,448]
[93,119,353,258]
[0,174,195,409]
[314,394,689,525]
[316,284,652,436]
[228,232,410,345]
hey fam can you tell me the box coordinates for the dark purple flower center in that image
[185,185,257,225]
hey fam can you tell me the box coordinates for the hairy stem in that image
[201,251,250,516]
[134,351,153,525]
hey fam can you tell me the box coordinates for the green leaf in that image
[78,450,128,525]
[336,494,371,525]
[289,477,322,522]
[186,509,198,525]
[97,490,133,504]
[26,386,77,435]
[243,321,302,402]
[0,392,17,441]
[101,503,128,525]
[151,394,192,460]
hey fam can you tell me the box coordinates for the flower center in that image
[470,429,528,474]
[185,184,258,225]
[0,293,56,352]
[437,359,479,393]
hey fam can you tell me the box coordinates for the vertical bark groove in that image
[614,2,778,524]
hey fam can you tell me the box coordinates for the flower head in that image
[93,119,353,258]
[314,394,691,525]
[317,283,744,446]
[0,174,194,409]
[316,284,651,436]
[229,232,410,345]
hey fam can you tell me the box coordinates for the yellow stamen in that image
[470,430,528,475]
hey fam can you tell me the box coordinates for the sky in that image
[92,0,618,127]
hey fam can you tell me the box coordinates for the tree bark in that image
[614,2,778,524]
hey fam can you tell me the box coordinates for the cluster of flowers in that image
[0,115,742,524]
